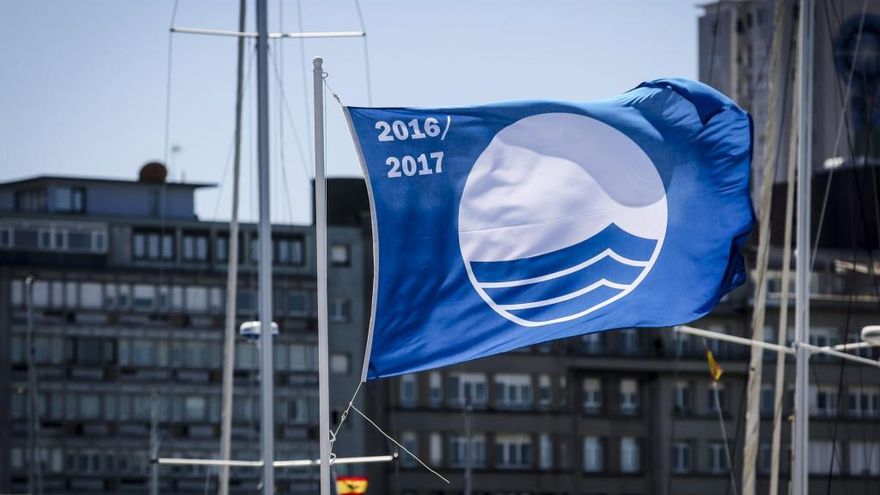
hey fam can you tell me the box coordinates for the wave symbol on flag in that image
[458,112,668,327]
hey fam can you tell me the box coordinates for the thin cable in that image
[349,404,450,484]
[352,0,373,106]
[706,2,722,87]
[330,382,364,449]
[269,47,311,181]
[295,0,313,161]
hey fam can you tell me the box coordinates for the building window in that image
[539,434,553,470]
[186,286,208,313]
[583,436,603,473]
[331,244,350,266]
[286,290,310,316]
[15,188,48,212]
[538,374,552,408]
[495,434,531,469]
[848,387,880,417]
[581,332,603,354]
[582,378,602,414]
[54,186,85,213]
[620,437,640,473]
[620,379,639,415]
[450,435,486,467]
[329,298,350,322]
[273,236,305,265]
[181,232,209,262]
[812,385,839,417]
[494,373,533,409]
[809,328,839,361]
[184,397,206,421]
[674,380,691,414]
[758,443,772,474]
[401,431,418,468]
[330,353,350,374]
[709,442,729,473]
[708,383,728,415]
[619,328,639,354]
[707,324,730,358]
[132,230,174,260]
[400,374,417,407]
[760,384,775,416]
[849,442,880,475]
[429,372,442,407]
[672,442,692,473]
[449,372,487,407]
[808,441,840,474]
[429,433,443,465]
[559,376,568,407]
[132,284,156,312]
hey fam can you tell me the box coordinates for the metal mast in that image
[218,0,247,493]
[313,56,333,495]
[792,0,814,493]
[255,0,276,493]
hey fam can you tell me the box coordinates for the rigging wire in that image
[812,0,869,269]
[152,2,181,491]
[819,2,880,493]
[295,0,313,162]
[352,0,373,106]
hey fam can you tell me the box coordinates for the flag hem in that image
[342,106,379,383]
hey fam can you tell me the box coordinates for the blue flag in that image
[345,78,754,381]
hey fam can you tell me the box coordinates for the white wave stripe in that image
[498,278,632,311]
[477,248,650,289]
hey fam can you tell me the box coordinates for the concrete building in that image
[0,165,374,494]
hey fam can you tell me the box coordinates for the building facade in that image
[0,168,373,494]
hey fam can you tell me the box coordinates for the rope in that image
[349,403,450,484]
[294,0,313,162]
[322,75,344,107]
[330,381,363,444]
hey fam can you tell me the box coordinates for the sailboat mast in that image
[255,0,276,493]
[218,0,247,493]
[792,0,814,493]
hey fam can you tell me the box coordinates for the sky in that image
[0,0,701,225]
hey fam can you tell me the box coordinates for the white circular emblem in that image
[458,112,668,327]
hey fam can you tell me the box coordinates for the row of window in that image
[14,186,85,214]
[9,447,149,476]
[131,229,351,267]
[0,221,106,253]
[8,335,350,373]
[400,432,642,473]
[9,389,314,424]
[9,279,352,321]
[399,372,644,414]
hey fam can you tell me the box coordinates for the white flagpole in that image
[255,0,275,493]
[793,0,814,493]
[313,56,333,495]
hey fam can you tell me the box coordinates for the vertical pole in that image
[793,0,814,494]
[219,1,247,493]
[256,0,275,493]
[313,56,332,495]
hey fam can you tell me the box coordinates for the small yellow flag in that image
[705,348,724,382]
[336,476,368,495]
